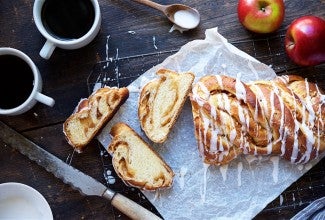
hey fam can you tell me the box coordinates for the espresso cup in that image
[33,0,101,59]
[0,47,55,116]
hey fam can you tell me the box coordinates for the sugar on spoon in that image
[132,0,200,30]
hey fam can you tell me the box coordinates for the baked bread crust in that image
[107,122,174,191]
[190,75,325,165]
[138,69,195,143]
[63,87,129,152]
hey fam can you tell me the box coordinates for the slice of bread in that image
[107,122,174,191]
[63,87,129,152]
[138,69,195,143]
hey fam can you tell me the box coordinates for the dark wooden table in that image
[0,0,324,219]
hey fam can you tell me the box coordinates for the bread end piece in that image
[63,87,129,152]
[107,122,174,191]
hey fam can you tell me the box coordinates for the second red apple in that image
[237,0,285,34]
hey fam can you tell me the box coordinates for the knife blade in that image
[0,121,162,220]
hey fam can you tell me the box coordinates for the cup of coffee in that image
[0,47,55,116]
[33,0,101,59]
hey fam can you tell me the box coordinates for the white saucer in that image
[0,182,53,220]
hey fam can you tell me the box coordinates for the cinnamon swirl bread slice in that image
[138,69,195,143]
[63,87,129,152]
[107,122,174,191]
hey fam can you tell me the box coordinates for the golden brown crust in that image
[108,122,174,191]
[63,87,129,152]
[190,74,325,165]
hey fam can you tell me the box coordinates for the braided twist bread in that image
[190,75,325,165]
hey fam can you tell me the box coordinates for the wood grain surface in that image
[0,0,324,219]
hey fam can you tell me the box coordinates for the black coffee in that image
[0,55,34,109]
[41,0,95,40]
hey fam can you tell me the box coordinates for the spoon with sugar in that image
[132,0,200,30]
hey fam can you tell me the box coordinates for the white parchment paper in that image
[97,27,324,219]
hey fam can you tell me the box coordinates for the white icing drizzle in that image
[152,190,160,202]
[304,79,316,127]
[291,119,300,163]
[254,95,259,122]
[223,94,231,114]
[315,84,325,156]
[270,156,279,183]
[256,85,269,116]
[237,162,243,187]
[152,36,158,50]
[104,35,111,69]
[218,136,224,152]
[179,166,188,190]
[244,107,250,135]
[316,85,325,157]
[198,82,210,100]
[280,127,289,156]
[297,164,304,171]
[65,149,76,165]
[269,89,275,127]
[279,195,284,205]
[235,74,247,102]
[105,170,116,185]
[271,81,285,147]
[278,75,289,84]
[218,150,226,163]
[266,143,273,155]
[278,91,285,144]
[298,123,315,163]
[229,129,237,144]
[210,128,218,153]
[219,164,228,182]
[304,163,312,170]
[215,75,224,90]
[201,163,210,203]
[210,104,217,120]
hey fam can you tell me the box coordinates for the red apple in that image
[285,15,325,66]
[237,0,285,34]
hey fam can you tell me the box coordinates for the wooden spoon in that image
[132,0,200,29]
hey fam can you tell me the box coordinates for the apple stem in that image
[287,42,295,50]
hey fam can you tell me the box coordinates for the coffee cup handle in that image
[40,40,55,59]
[35,92,55,107]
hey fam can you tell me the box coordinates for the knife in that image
[0,121,162,220]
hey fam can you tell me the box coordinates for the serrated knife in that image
[0,121,162,220]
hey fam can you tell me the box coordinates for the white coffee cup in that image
[0,47,55,116]
[33,0,101,59]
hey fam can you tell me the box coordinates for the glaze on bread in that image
[63,87,129,152]
[138,69,195,143]
[190,75,325,165]
[107,122,174,191]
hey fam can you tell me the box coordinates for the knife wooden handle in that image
[111,193,163,220]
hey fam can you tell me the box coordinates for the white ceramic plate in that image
[0,182,53,220]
